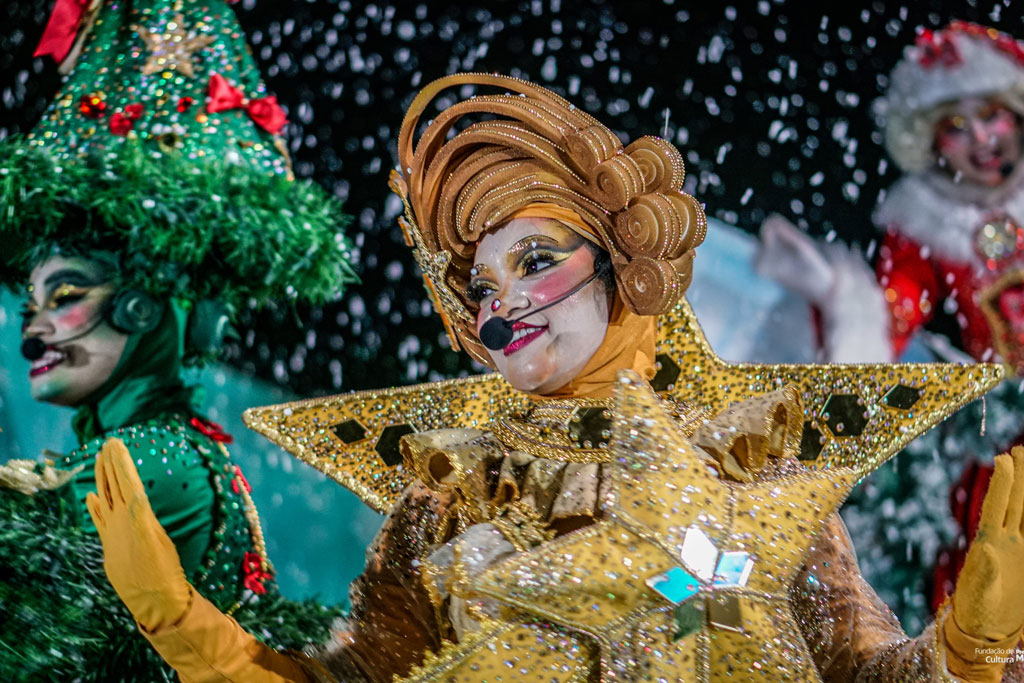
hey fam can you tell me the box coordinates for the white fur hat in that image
[882,22,1024,173]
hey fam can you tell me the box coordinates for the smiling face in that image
[934,97,1024,187]
[21,255,128,406]
[468,217,611,395]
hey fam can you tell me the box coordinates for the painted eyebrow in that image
[42,269,107,290]
[501,235,561,266]
[470,234,570,274]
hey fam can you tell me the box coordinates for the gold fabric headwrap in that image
[539,296,657,399]
[504,202,601,245]
[389,72,707,366]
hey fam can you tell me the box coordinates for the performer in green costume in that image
[0,0,355,678]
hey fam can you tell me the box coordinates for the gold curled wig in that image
[389,73,707,365]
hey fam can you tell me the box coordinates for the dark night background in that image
[2,0,1018,395]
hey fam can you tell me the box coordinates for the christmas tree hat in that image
[0,0,356,352]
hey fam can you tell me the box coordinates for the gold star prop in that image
[243,299,1002,513]
[461,372,861,681]
[401,620,597,682]
[134,12,213,78]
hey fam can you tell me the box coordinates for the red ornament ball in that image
[177,96,195,113]
[79,94,107,118]
[123,103,144,120]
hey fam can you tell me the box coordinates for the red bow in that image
[189,416,234,444]
[241,552,273,594]
[207,73,288,135]
[34,0,91,63]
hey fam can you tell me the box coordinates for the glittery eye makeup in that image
[47,284,91,309]
[22,267,111,328]
[467,231,587,304]
[518,247,564,276]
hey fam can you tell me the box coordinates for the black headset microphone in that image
[20,315,109,361]
[478,260,610,351]
[21,289,162,362]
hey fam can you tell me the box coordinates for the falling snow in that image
[2,0,1017,630]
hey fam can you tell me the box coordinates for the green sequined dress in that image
[1,412,341,682]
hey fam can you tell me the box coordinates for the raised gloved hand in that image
[755,213,836,304]
[85,438,193,633]
[944,446,1024,680]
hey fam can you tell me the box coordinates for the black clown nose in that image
[21,337,47,361]
[479,317,514,351]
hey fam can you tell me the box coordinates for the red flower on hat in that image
[938,20,1024,68]
[109,112,133,136]
[916,28,962,68]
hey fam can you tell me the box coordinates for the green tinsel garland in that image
[0,140,356,313]
[0,485,343,682]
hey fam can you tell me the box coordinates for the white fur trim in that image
[817,242,894,363]
[872,174,1024,264]
[890,34,1024,118]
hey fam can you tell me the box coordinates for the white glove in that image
[756,214,893,363]
[755,214,836,304]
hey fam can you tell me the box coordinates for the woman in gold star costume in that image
[87,74,1024,682]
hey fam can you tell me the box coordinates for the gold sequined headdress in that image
[389,73,707,365]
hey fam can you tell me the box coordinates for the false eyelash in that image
[52,292,87,307]
[521,250,560,275]
[465,281,494,303]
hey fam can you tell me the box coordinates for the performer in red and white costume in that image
[876,22,1024,371]
[762,22,1024,369]
[759,20,1024,614]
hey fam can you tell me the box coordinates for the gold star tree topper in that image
[134,12,213,78]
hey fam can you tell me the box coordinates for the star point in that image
[134,12,214,79]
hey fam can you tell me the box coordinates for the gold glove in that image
[85,438,193,633]
[944,446,1024,680]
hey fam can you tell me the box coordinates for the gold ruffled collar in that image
[493,394,714,464]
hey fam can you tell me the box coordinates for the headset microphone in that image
[478,260,610,351]
[20,337,48,362]
[21,314,109,361]
[21,289,163,362]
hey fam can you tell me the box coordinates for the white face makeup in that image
[469,217,611,395]
[22,255,128,407]
[934,97,1024,187]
